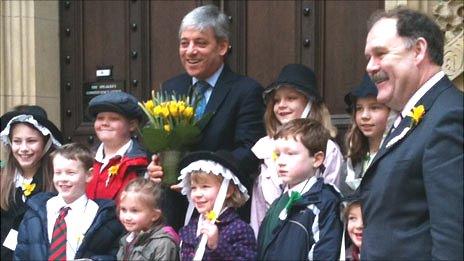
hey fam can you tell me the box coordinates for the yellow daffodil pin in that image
[271,151,278,162]
[206,210,220,223]
[22,182,36,197]
[108,164,120,177]
[408,105,425,127]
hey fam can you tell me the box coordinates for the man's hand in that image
[147,154,183,192]
[147,154,163,183]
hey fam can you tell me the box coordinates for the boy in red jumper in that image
[86,91,149,200]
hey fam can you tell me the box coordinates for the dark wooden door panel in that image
[60,0,383,151]
[149,1,197,92]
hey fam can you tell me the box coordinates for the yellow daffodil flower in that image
[271,151,278,162]
[164,124,171,132]
[108,164,120,177]
[144,100,154,115]
[183,107,194,118]
[169,102,179,117]
[409,105,425,126]
[22,182,36,197]
[206,210,220,223]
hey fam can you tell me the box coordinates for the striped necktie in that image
[49,206,70,261]
[194,80,210,120]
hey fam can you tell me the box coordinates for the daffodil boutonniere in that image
[106,164,120,187]
[205,210,220,223]
[22,182,36,197]
[408,105,425,128]
[271,151,278,162]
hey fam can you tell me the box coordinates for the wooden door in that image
[60,0,383,151]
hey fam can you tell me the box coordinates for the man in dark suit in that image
[148,5,265,229]
[360,7,463,260]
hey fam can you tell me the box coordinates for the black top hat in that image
[344,74,378,113]
[179,150,242,179]
[263,64,322,103]
[88,91,145,122]
[0,105,63,146]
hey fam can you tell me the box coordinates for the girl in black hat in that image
[339,74,394,196]
[250,64,344,236]
[0,106,62,260]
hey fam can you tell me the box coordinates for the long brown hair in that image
[345,112,369,167]
[0,123,55,211]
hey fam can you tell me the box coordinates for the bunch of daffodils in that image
[138,90,207,152]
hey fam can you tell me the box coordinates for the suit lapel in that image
[363,76,453,178]
[198,65,233,130]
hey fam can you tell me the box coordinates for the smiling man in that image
[359,7,463,260]
[148,5,265,229]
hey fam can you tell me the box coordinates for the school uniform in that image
[257,177,343,260]
[14,192,124,260]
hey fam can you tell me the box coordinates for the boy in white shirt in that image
[15,143,124,260]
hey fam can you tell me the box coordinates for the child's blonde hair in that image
[120,177,164,223]
[190,170,248,209]
[264,86,337,138]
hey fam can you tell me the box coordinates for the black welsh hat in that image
[0,105,63,147]
[263,64,322,103]
[344,73,378,113]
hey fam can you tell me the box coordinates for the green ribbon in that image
[284,191,302,212]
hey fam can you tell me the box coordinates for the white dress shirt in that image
[46,194,99,260]
[95,139,133,172]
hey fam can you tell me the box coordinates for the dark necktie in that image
[49,207,70,261]
[194,81,210,120]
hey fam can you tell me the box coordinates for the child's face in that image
[53,154,92,204]
[10,123,45,175]
[273,86,308,125]
[94,112,135,146]
[347,204,363,248]
[355,96,390,141]
[275,135,324,188]
[119,192,160,233]
[190,173,222,215]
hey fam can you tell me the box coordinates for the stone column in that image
[0,0,60,123]
[0,0,60,161]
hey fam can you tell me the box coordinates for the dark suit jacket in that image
[359,76,463,260]
[161,64,266,229]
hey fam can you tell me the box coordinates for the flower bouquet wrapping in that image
[139,90,210,186]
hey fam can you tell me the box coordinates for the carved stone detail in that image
[433,0,463,80]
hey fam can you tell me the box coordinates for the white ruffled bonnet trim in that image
[0,114,62,148]
[178,159,249,201]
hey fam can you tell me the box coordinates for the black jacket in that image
[14,192,124,260]
[1,172,44,261]
[161,64,265,229]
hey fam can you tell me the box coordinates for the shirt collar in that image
[284,175,318,195]
[95,139,133,163]
[192,63,224,88]
[49,194,88,214]
[400,71,445,118]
